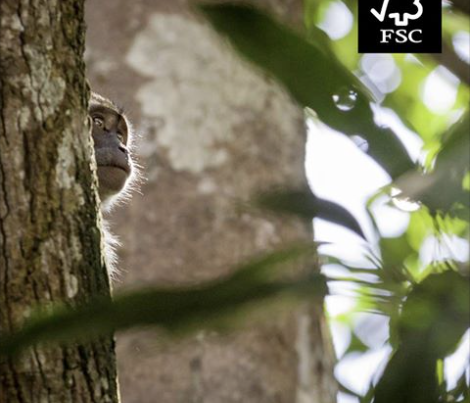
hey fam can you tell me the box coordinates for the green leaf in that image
[375,343,440,403]
[0,246,326,357]
[447,366,470,402]
[379,234,416,284]
[254,188,365,239]
[396,113,470,214]
[380,235,415,269]
[399,270,470,353]
[345,332,369,354]
[197,3,415,179]
[407,209,435,251]
[374,270,470,403]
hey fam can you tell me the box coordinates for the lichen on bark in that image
[0,1,119,402]
[86,1,337,402]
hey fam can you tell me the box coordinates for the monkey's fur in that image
[89,92,139,275]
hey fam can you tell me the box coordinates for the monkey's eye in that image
[92,116,104,128]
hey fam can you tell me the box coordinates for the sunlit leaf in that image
[380,235,415,271]
[198,3,415,178]
[407,209,435,251]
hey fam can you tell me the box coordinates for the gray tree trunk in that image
[0,1,119,402]
[86,1,337,402]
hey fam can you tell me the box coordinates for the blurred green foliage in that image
[1,2,468,403]
[0,246,325,356]
[200,2,469,402]
[302,1,469,401]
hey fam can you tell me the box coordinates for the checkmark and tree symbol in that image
[371,0,424,26]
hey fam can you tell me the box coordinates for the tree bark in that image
[86,1,336,402]
[0,1,119,402]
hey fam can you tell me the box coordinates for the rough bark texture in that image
[0,1,119,402]
[85,1,336,403]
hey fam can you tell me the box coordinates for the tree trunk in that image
[0,1,119,402]
[86,1,336,402]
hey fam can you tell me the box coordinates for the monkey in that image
[89,92,140,275]
[89,92,136,208]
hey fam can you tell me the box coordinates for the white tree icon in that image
[371,0,423,26]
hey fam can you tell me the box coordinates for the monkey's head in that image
[89,92,135,209]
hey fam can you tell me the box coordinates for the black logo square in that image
[358,0,442,53]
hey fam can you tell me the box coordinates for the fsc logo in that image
[359,0,442,53]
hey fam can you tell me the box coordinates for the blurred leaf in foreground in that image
[198,3,414,179]
[0,246,326,357]
[396,113,469,215]
[374,270,470,403]
[254,188,365,239]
